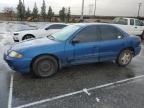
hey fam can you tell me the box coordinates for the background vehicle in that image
[111,17,144,39]
[4,24,141,78]
[13,23,68,42]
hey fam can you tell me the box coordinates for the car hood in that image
[10,37,61,51]
[14,29,43,34]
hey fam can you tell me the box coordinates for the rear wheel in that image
[22,34,35,40]
[116,49,133,66]
[32,55,58,78]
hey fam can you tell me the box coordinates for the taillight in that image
[136,37,141,46]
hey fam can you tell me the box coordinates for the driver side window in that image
[73,26,99,43]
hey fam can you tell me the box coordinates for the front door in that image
[67,26,100,64]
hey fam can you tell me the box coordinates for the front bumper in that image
[4,54,31,74]
[13,36,19,42]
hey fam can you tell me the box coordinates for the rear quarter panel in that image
[124,36,141,56]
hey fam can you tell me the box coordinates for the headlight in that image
[13,36,19,40]
[9,51,23,58]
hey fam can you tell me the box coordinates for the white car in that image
[111,17,144,39]
[13,23,68,42]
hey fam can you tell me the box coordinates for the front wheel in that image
[32,56,58,78]
[22,34,35,40]
[116,49,133,66]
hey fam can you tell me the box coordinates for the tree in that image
[25,7,31,18]
[41,0,46,21]
[32,2,39,21]
[47,6,54,22]
[17,0,25,21]
[59,7,66,22]
[3,7,15,21]
[67,7,71,22]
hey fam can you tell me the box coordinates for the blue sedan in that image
[4,23,141,77]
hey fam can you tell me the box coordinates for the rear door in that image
[98,25,125,61]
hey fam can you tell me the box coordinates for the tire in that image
[32,55,58,78]
[141,31,144,40]
[116,49,133,67]
[22,34,35,40]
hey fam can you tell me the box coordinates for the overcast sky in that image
[0,0,144,16]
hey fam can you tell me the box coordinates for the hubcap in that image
[120,51,131,65]
[38,60,53,75]
[25,35,33,40]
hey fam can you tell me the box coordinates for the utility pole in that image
[23,0,25,5]
[88,4,94,15]
[22,0,25,20]
[94,0,96,17]
[137,3,142,17]
[80,0,84,21]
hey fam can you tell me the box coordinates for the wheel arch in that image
[118,47,135,57]
[22,34,35,40]
[30,53,61,71]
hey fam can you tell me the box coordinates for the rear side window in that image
[73,26,100,43]
[99,25,123,41]
[135,20,144,26]
[130,19,134,25]
[48,24,67,29]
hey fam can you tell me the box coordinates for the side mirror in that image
[71,40,79,45]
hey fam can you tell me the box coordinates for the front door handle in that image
[134,26,137,29]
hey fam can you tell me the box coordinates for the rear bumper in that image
[4,54,31,74]
[134,46,141,56]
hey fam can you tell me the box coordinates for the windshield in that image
[51,25,81,41]
[112,18,128,25]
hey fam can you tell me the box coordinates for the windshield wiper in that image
[47,35,55,40]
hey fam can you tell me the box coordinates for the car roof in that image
[123,17,138,20]
[72,23,126,33]
[48,23,69,26]
[72,23,113,27]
